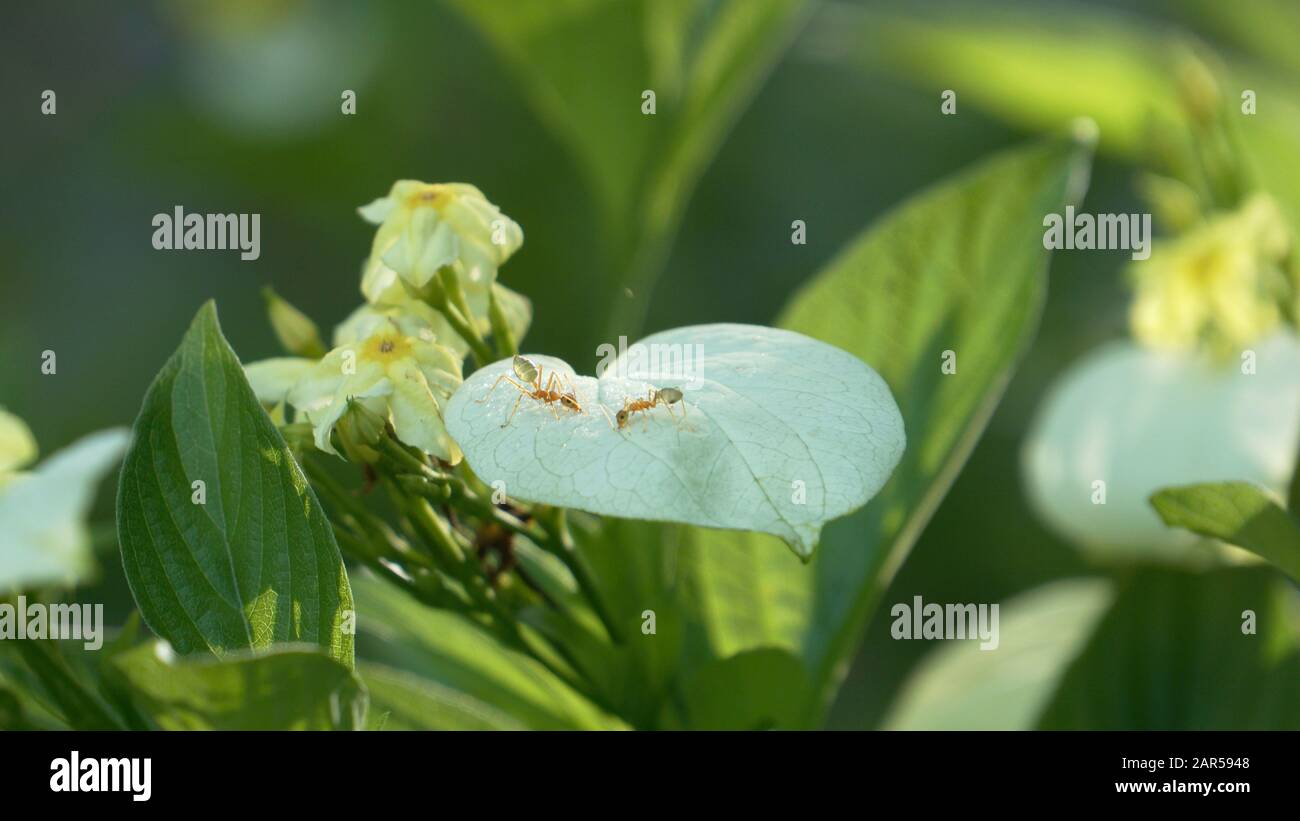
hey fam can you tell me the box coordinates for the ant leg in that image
[541,372,563,419]
[597,404,618,431]
[478,374,531,404]
[501,391,527,427]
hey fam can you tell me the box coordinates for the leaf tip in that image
[187,299,223,340]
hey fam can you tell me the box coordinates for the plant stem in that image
[376,435,451,481]
[301,456,433,571]
[487,287,518,358]
[425,268,495,366]
[537,507,624,643]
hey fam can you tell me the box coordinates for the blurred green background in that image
[1,0,1293,727]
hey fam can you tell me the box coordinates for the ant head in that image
[560,394,581,413]
[615,408,629,428]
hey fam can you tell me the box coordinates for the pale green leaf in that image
[881,580,1114,730]
[444,324,906,557]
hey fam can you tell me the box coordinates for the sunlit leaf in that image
[353,573,625,729]
[362,663,521,730]
[117,303,355,666]
[682,132,1094,721]
[445,325,905,557]
[110,641,365,730]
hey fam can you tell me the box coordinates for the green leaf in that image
[117,302,355,666]
[446,0,811,332]
[684,133,1094,721]
[1039,566,1300,729]
[1151,482,1300,582]
[445,325,904,557]
[5,639,125,729]
[880,580,1114,730]
[0,685,29,729]
[675,647,808,730]
[111,641,366,730]
[353,573,625,729]
[569,517,701,726]
[848,1,1300,242]
[362,663,521,730]
[846,2,1183,158]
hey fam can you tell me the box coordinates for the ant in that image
[477,355,583,427]
[613,387,685,431]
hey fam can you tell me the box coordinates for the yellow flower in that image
[287,319,464,463]
[0,407,38,480]
[333,298,454,349]
[1129,194,1292,354]
[358,181,523,320]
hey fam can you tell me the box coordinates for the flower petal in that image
[244,357,317,405]
[387,360,461,464]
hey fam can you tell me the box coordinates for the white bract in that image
[444,324,906,558]
[1022,332,1300,559]
[0,427,130,591]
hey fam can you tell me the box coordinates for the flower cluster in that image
[246,181,528,463]
[1129,194,1294,355]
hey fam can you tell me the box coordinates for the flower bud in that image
[336,398,387,465]
[263,286,326,358]
[1174,47,1220,126]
